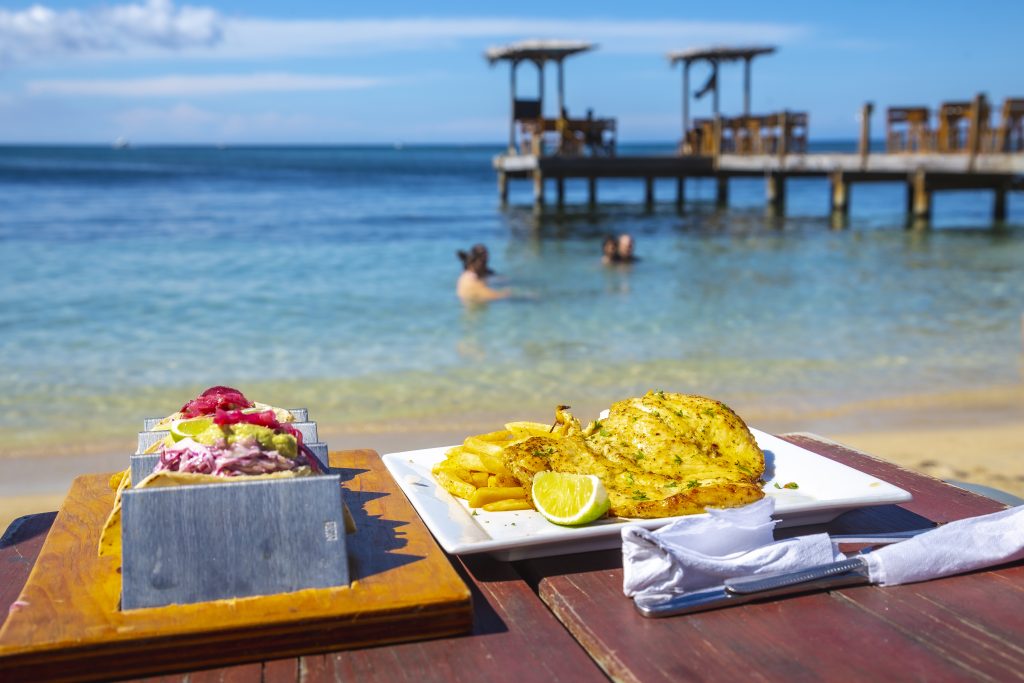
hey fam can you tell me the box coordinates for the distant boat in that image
[112,137,130,149]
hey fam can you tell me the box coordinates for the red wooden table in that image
[2,434,1022,682]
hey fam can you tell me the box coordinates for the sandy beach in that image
[2,383,1020,533]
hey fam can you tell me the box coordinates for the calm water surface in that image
[0,144,1021,452]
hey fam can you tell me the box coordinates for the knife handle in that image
[725,556,870,595]
[635,560,871,619]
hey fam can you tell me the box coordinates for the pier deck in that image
[495,152,1024,221]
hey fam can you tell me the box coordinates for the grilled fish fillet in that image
[502,392,765,518]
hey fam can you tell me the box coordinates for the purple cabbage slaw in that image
[156,437,308,477]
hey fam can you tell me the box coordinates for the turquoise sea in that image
[1,144,1021,454]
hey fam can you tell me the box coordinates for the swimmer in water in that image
[601,234,619,265]
[456,248,510,303]
[617,233,637,263]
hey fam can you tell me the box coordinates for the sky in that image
[0,0,1020,144]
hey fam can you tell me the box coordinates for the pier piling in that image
[995,184,1008,221]
[766,172,786,214]
[676,177,686,210]
[556,177,565,208]
[498,171,509,205]
[644,177,655,209]
[830,171,850,215]
[911,169,932,223]
[588,177,597,207]
[716,176,729,207]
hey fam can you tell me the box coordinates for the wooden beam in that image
[911,169,931,222]
[743,56,752,116]
[859,102,874,168]
[766,172,786,213]
[994,185,1008,222]
[830,171,850,215]
[716,175,729,207]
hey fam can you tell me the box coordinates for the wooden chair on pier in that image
[993,98,1024,153]
[886,107,932,152]
[936,99,991,153]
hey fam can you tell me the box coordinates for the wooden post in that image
[830,171,850,215]
[859,102,874,168]
[994,184,1008,222]
[778,111,789,160]
[743,56,752,116]
[911,169,931,224]
[766,172,786,214]
[968,92,986,170]
[533,169,545,210]
[906,180,915,216]
[557,60,565,118]
[644,177,654,209]
[509,61,518,154]
[676,177,686,210]
[682,61,691,142]
[498,171,508,205]
[711,60,720,117]
[588,176,597,208]
[712,116,723,161]
[556,177,565,208]
[716,175,729,208]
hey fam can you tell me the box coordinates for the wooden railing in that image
[682,111,808,157]
[885,96,1023,154]
[518,115,617,157]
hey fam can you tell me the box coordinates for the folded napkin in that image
[623,498,1024,600]
[622,498,844,598]
[865,503,1024,586]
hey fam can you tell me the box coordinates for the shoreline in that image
[2,383,1021,531]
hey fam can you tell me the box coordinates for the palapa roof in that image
[486,40,595,64]
[668,45,776,64]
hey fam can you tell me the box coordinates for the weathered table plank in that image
[518,434,1021,683]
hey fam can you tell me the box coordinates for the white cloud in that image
[0,0,221,62]
[28,72,382,97]
[0,5,808,63]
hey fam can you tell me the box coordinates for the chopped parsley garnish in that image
[686,480,699,489]
[632,491,648,501]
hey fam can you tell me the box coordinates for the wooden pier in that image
[487,41,1024,224]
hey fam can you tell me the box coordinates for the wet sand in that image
[2,384,1021,533]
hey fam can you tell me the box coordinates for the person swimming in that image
[456,247,510,303]
[601,234,619,265]
[617,233,637,262]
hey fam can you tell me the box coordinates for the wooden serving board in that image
[0,450,472,683]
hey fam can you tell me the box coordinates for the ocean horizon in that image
[1,143,1021,457]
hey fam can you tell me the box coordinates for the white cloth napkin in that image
[622,498,844,598]
[622,498,1024,600]
[866,503,1024,585]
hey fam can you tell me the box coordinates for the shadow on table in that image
[333,467,426,580]
[1,512,58,549]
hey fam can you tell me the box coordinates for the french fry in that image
[431,465,476,500]
[471,471,489,488]
[464,436,504,458]
[487,474,497,487]
[468,486,527,508]
[505,421,552,437]
[482,499,534,512]
[477,451,511,476]
[477,429,513,442]
[447,449,488,473]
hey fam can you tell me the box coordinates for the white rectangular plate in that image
[381,429,912,561]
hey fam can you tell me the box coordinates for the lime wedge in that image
[532,471,610,526]
[170,417,213,442]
